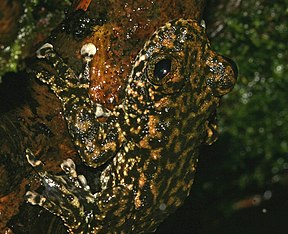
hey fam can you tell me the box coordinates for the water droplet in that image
[262,208,267,213]
[263,190,272,200]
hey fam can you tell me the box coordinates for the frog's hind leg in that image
[25,149,134,233]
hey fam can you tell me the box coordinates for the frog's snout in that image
[205,52,238,97]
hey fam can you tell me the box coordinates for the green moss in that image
[0,0,71,81]
[196,0,288,228]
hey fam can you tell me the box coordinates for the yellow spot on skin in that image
[148,87,155,101]
[103,141,116,152]
[174,198,182,207]
[134,192,142,209]
[167,128,180,146]
[139,136,151,149]
[139,173,146,188]
[136,81,145,87]
[74,120,92,133]
[150,183,158,201]
[148,115,161,138]
[124,146,129,152]
[174,142,181,154]
[166,162,176,171]
[123,169,128,176]
[130,125,141,135]
[192,165,197,172]
[154,96,171,109]
[132,104,138,110]
[150,148,162,160]
[74,140,81,146]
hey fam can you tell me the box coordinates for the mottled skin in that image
[1,1,206,231]
[26,19,237,233]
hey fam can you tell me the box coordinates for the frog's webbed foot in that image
[34,42,110,118]
[34,43,91,95]
[25,149,96,231]
[25,149,134,233]
[36,42,97,84]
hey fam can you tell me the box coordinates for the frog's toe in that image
[60,158,77,177]
[25,188,77,224]
[36,43,54,59]
[25,191,46,206]
[25,148,43,170]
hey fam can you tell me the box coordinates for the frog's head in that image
[124,19,237,146]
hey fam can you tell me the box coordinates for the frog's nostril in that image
[222,55,238,79]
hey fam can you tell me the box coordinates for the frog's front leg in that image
[25,149,134,233]
[32,43,125,168]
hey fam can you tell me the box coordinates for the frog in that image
[25,18,237,233]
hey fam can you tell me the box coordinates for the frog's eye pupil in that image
[154,59,171,82]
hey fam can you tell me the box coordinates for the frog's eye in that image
[148,57,174,86]
[147,55,184,93]
[153,59,172,83]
